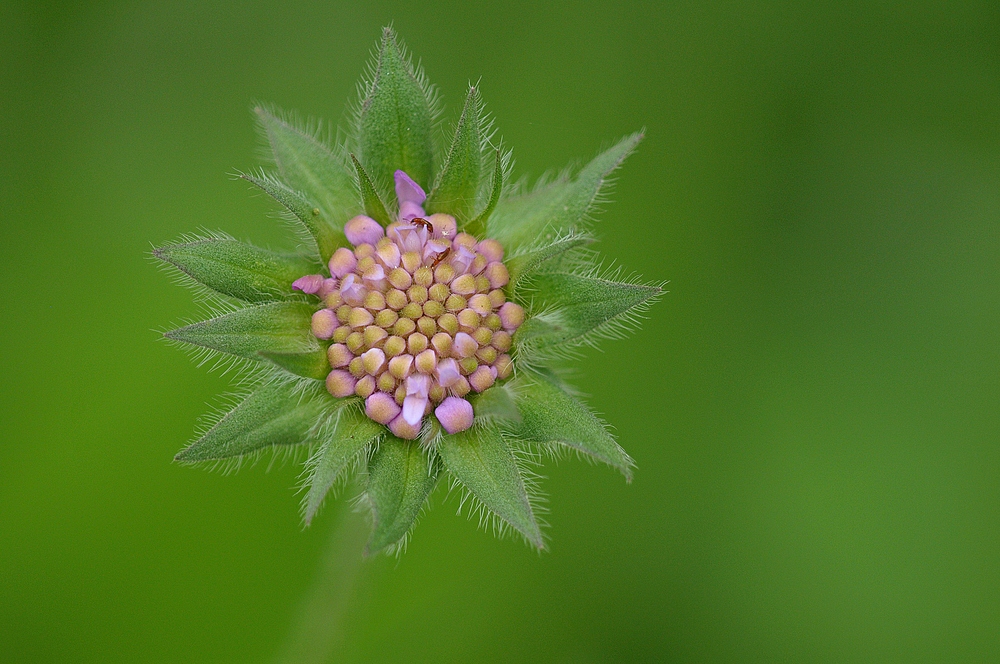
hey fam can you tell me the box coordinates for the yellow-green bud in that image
[491,330,512,352]
[375,308,398,328]
[407,333,428,354]
[348,307,374,328]
[407,284,428,304]
[495,354,513,379]
[346,331,365,353]
[400,302,423,320]
[354,375,376,398]
[434,263,455,284]
[423,300,445,318]
[413,266,433,287]
[377,372,397,393]
[356,256,375,273]
[451,376,471,397]
[364,291,386,311]
[386,288,408,310]
[472,326,493,346]
[401,251,421,273]
[431,332,453,357]
[415,348,437,374]
[324,290,343,309]
[438,313,459,335]
[384,335,406,357]
[388,267,412,290]
[429,282,450,302]
[457,308,481,331]
[417,316,437,337]
[363,325,387,348]
[451,274,476,295]
[476,345,497,365]
[393,317,416,336]
[488,289,506,308]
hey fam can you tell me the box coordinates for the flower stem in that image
[273,502,369,664]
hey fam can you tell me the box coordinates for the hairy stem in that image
[273,502,369,664]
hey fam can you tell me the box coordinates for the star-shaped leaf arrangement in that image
[156,27,662,554]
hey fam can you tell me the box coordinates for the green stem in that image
[273,502,369,664]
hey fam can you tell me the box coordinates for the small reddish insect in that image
[431,246,451,268]
[411,217,434,234]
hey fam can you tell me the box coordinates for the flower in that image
[155,27,662,554]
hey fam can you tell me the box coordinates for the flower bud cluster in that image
[292,172,521,438]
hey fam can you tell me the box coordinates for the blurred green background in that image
[3,1,999,661]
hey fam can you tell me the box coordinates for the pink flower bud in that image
[435,397,474,434]
[453,332,478,358]
[427,213,456,239]
[476,239,504,263]
[468,294,492,316]
[394,170,426,205]
[292,274,324,294]
[450,245,476,274]
[376,242,401,269]
[388,354,414,379]
[365,392,400,425]
[468,365,496,393]
[361,348,386,375]
[484,262,509,289]
[399,201,425,222]
[327,343,352,368]
[311,309,337,339]
[451,274,477,295]
[316,278,339,298]
[325,370,356,398]
[436,358,461,387]
[339,273,367,306]
[498,302,525,330]
[415,348,437,374]
[402,374,431,425]
[388,413,421,440]
[345,215,384,246]
[328,247,357,278]
[391,223,427,254]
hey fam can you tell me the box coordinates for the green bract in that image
[156,27,661,554]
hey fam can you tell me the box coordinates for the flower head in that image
[155,27,662,554]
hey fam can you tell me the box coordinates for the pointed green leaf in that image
[175,382,328,462]
[358,27,435,193]
[154,237,318,303]
[470,384,521,425]
[511,373,634,480]
[242,172,345,261]
[365,436,440,553]
[304,403,383,525]
[351,154,393,226]
[466,149,503,238]
[426,86,483,221]
[487,132,643,250]
[516,272,661,351]
[259,348,330,380]
[164,301,318,360]
[436,424,543,549]
[255,107,356,260]
[505,232,593,293]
